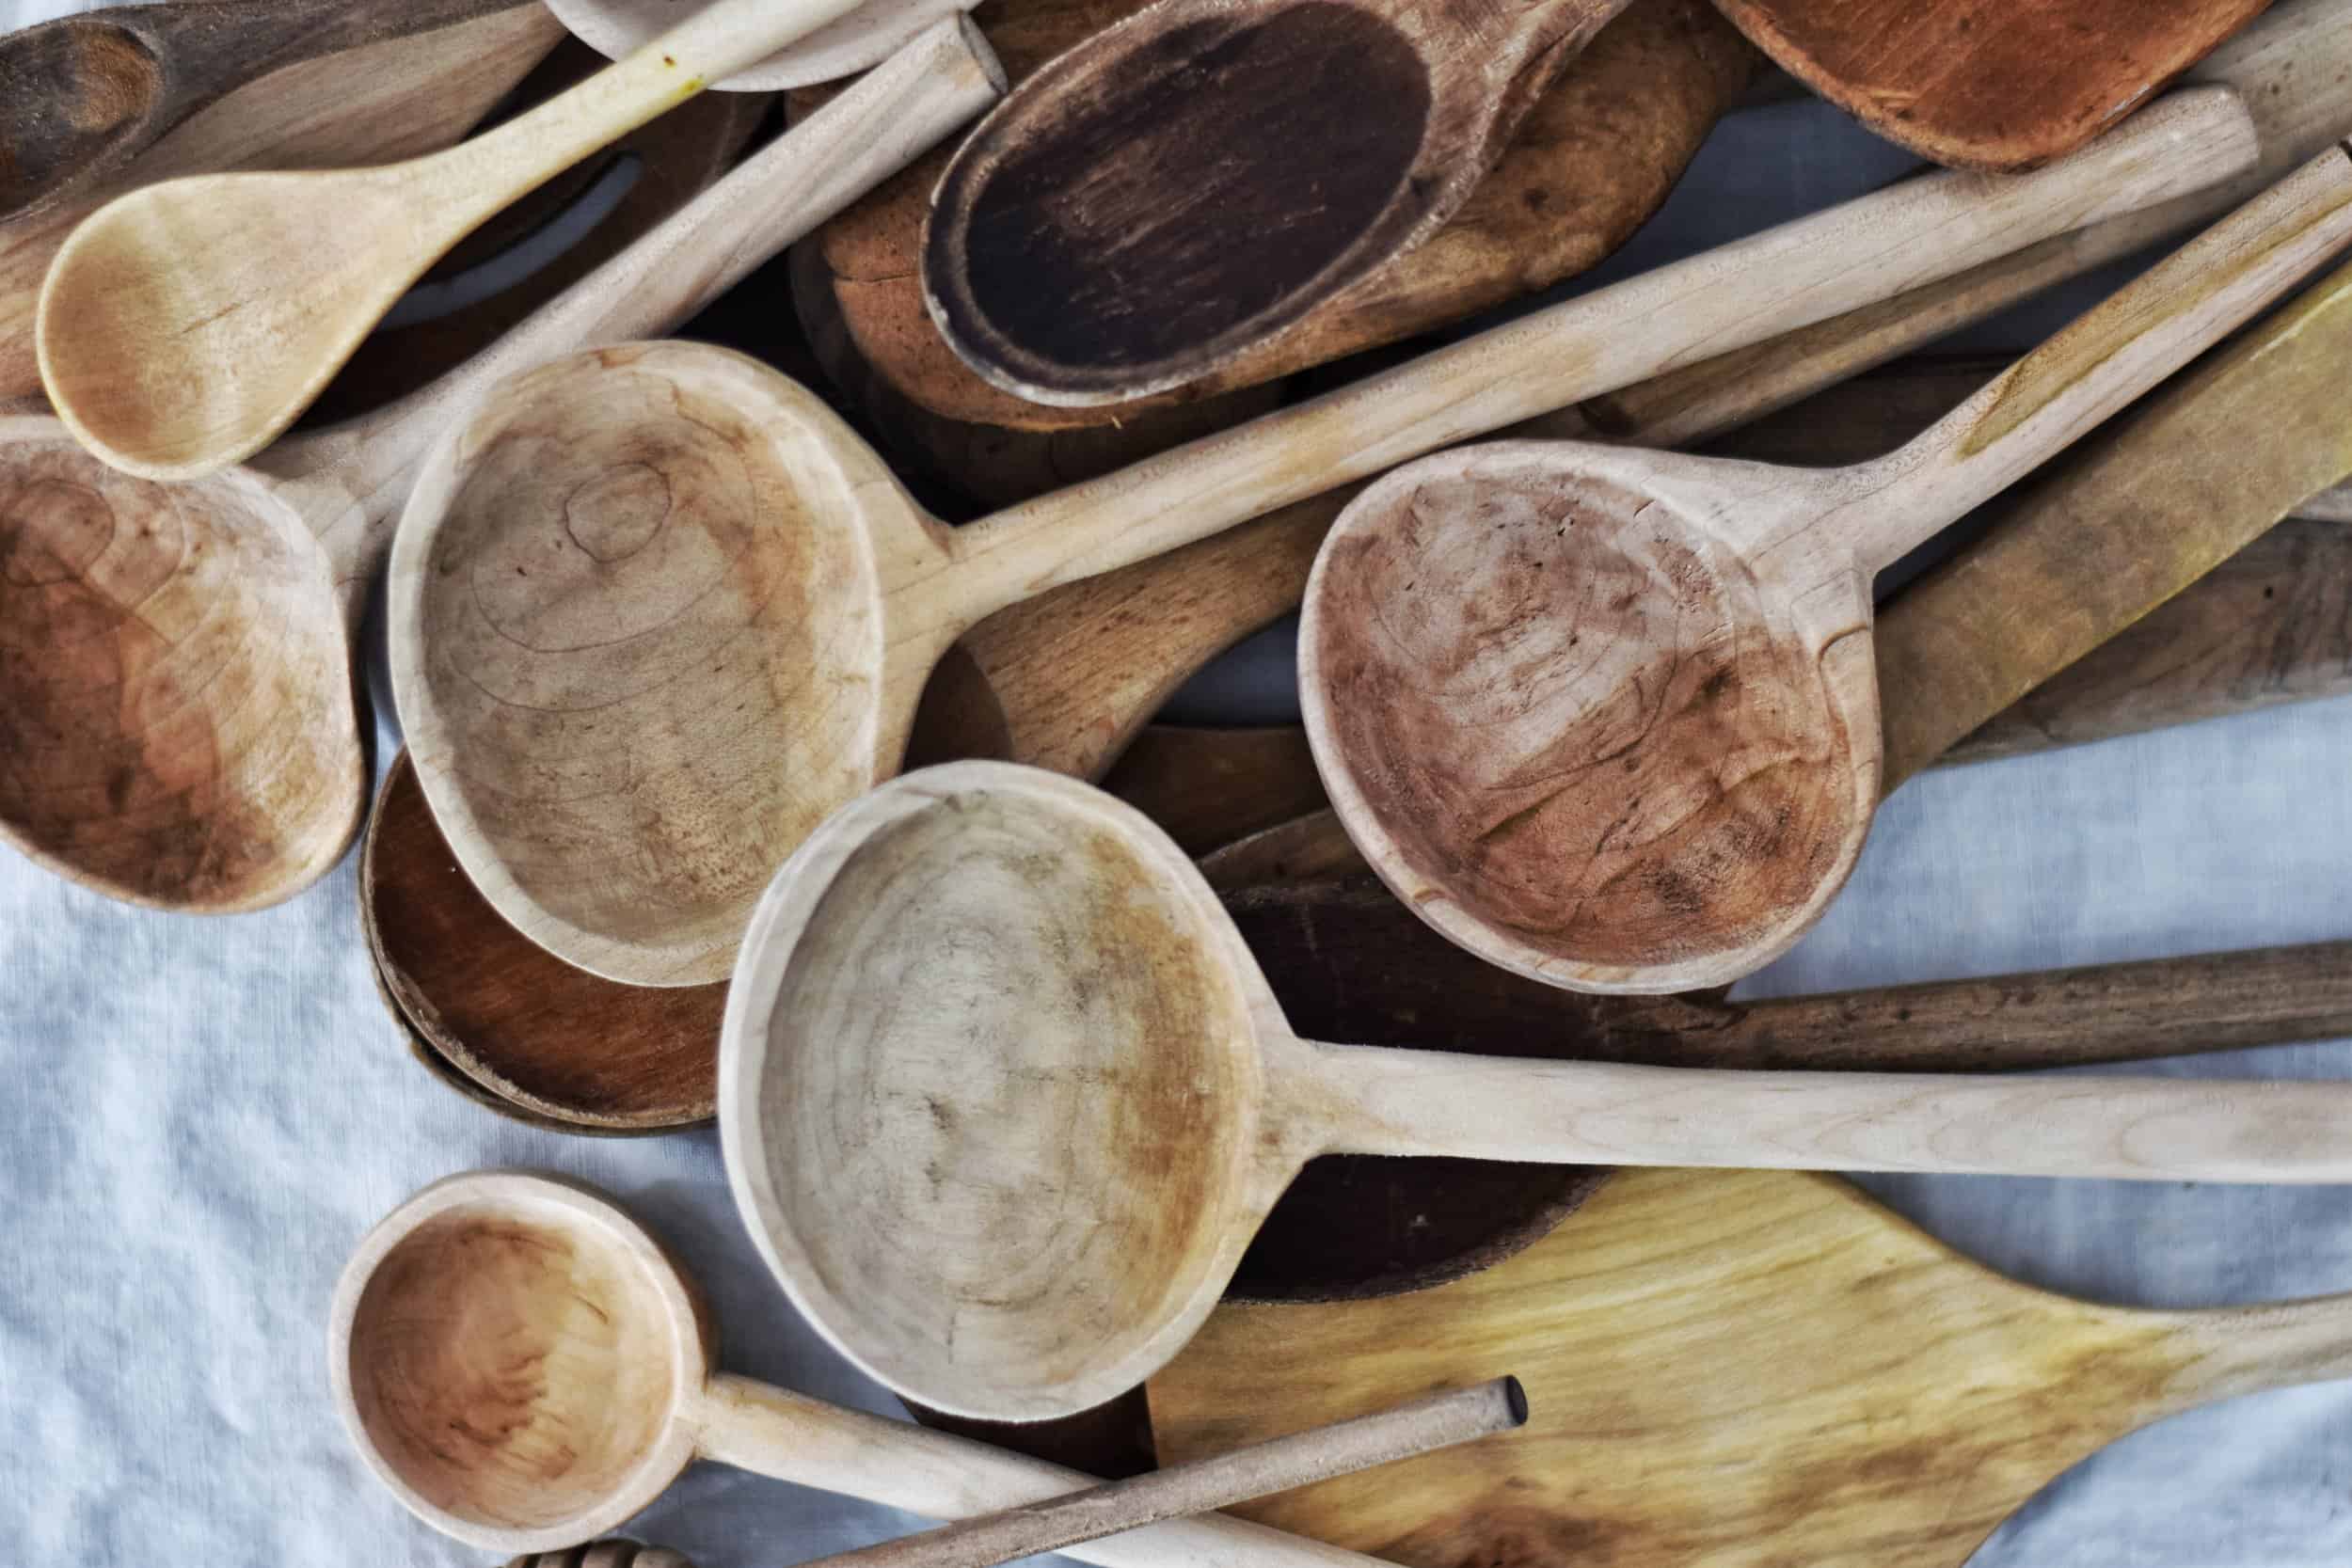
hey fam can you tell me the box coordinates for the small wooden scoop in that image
[0,0,544,226]
[331,1168,1429,1563]
[919,0,1639,404]
[391,90,2255,986]
[0,23,1001,912]
[33,0,950,481]
[722,760,2352,1423]
[551,0,979,91]
[1301,143,2352,995]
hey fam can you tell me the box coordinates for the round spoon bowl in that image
[723,766,1270,1421]
[1300,445,1873,992]
[0,18,164,221]
[0,422,362,908]
[330,1172,707,1550]
[394,343,892,986]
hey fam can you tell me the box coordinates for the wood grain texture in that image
[1300,146,2352,994]
[789,0,1759,430]
[1709,0,2271,170]
[0,1,564,402]
[1101,726,1327,855]
[1152,1164,2352,1568]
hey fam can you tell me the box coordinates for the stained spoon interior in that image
[0,23,1000,911]
[721,760,2352,1425]
[389,87,2255,986]
[920,0,1639,405]
[1301,138,2352,994]
[33,0,941,481]
[331,1169,1408,1563]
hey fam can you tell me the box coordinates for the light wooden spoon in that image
[722,759,2352,1425]
[390,89,2254,986]
[0,23,1001,912]
[920,0,1640,405]
[32,0,935,482]
[1300,141,2352,995]
[331,1169,1410,1562]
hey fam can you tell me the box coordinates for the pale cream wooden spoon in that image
[33,0,919,482]
[720,760,2352,1426]
[389,87,2254,987]
[0,23,1000,912]
[331,1169,1416,1562]
[1299,140,2352,996]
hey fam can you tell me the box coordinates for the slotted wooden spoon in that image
[720,759,2352,1424]
[1300,141,2352,994]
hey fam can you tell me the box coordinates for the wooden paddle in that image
[1300,145,2352,995]
[1709,0,2271,170]
[1152,1164,2352,1568]
[0,0,564,402]
[390,96,2254,986]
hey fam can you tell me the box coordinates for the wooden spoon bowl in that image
[0,16,167,220]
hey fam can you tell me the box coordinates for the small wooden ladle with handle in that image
[1301,140,2352,995]
[390,88,2254,987]
[33,0,953,482]
[920,0,1639,405]
[0,21,1000,913]
[721,760,2352,1425]
[331,1169,1438,1562]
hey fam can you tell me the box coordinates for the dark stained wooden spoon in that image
[1710,0,2272,170]
[921,0,1641,406]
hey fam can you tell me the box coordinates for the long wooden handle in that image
[2170,1292,2352,1405]
[1840,145,2352,574]
[1284,1042,2352,1182]
[146,0,539,96]
[794,1380,1527,1568]
[260,17,1002,612]
[688,1375,1388,1568]
[933,88,2259,626]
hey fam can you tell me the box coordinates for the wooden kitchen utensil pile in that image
[9,0,2352,1563]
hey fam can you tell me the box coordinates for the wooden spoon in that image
[1709,0,2270,171]
[1152,1165,2352,1568]
[918,0,1641,406]
[0,22,1002,912]
[31,0,959,482]
[330,1169,1406,1563]
[1300,143,2352,996]
[552,0,978,91]
[390,92,2255,986]
[720,759,2352,1423]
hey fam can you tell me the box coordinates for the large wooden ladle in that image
[32,0,954,482]
[721,760,2352,1425]
[1301,141,2352,995]
[0,24,1000,911]
[330,1169,1414,1562]
[389,89,2255,986]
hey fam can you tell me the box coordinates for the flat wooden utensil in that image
[32,0,964,482]
[331,1169,1398,1564]
[0,1,564,403]
[390,93,2254,986]
[1301,143,2352,996]
[919,0,1639,407]
[720,759,2352,1424]
[1710,0,2270,171]
[0,23,1002,913]
[1152,1165,2352,1568]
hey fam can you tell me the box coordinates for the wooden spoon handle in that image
[1284,1044,2352,1182]
[130,0,541,101]
[793,1379,1526,1568]
[937,87,2260,625]
[2168,1292,2352,1405]
[1846,145,2352,574]
[260,17,1001,608]
[690,1374,1388,1567]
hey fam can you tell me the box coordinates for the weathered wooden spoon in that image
[1709,0,2270,171]
[0,23,1001,911]
[331,1169,1404,1562]
[1301,143,2352,995]
[921,0,1645,406]
[391,93,2253,985]
[720,759,2352,1423]
[32,0,958,481]
[552,0,978,91]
